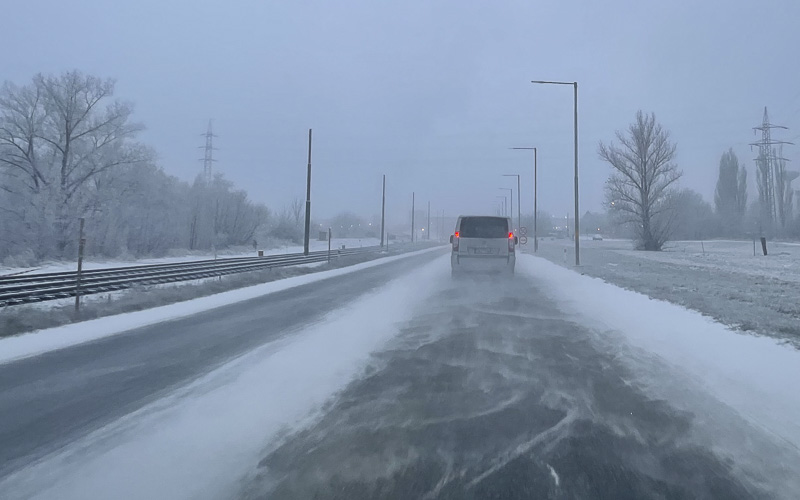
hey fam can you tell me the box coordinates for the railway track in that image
[0,246,395,307]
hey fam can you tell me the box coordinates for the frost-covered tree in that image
[270,205,304,244]
[187,174,268,250]
[0,71,277,263]
[774,147,797,232]
[330,212,368,238]
[519,211,554,238]
[290,197,304,227]
[714,149,747,236]
[671,188,717,240]
[599,111,681,250]
[580,211,608,236]
[86,162,190,257]
[0,71,150,257]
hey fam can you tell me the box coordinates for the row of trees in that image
[0,72,150,259]
[600,111,799,251]
[5,72,792,260]
[0,71,300,264]
[714,149,748,235]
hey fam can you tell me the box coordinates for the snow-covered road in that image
[0,248,445,498]
[1,251,799,499]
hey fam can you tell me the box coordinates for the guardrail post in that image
[327,227,332,263]
[75,218,85,314]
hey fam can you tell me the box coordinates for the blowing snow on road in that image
[1,251,799,499]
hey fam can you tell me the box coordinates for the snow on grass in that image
[0,246,439,365]
[0,238,383,276]
[533,238,800,346]
[548,237,800,283]
[618,239,800,283]
[518,253,800,452]
[0,256,450,500]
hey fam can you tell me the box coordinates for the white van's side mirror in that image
[514,236,519,245]
[449,235,454,244]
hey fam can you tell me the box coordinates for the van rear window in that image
[459,217,509,238]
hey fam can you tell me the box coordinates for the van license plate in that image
[474,248,494,255]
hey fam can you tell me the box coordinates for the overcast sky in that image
[3,0,800,224]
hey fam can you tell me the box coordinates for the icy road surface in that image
[0,249,443,498]
[242,256,800,499]
[1,251,799,499]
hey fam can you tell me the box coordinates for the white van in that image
[450,216,517,275]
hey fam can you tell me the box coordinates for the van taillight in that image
[509,232,515,252]
[508,232,513,238]
[453,232,459,251]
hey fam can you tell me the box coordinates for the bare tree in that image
[290,197,303,226]
[0,81,47,192]
[0,72,278,262]
[0,71,151,256]
[671,188,716,240]
[599,111,681,250]
[186,174,269,250]
[774,146,798,232]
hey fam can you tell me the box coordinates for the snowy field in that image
[0,238,383,276]
[533,238,800,348]
[620,238,800,283]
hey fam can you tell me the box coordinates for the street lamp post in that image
[380,174,386,248]
[499,188,513,221]
[427,201,431,241]
[510,147,537,252]
[411,192,415,243]
[531,80,579,265]
[496,195,507,216]
[303,128,313,256]
[503,174,521,237]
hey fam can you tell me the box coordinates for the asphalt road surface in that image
[0,250,443,482]
[2,249,798,499]
[240,264,796,499]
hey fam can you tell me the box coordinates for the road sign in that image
[519,236,528,245]
[519,226,528,236]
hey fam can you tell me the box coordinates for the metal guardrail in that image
[0,246,392,307]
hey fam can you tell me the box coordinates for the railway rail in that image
[0,246,394,307]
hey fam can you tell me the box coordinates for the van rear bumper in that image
[451,253,515,272]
